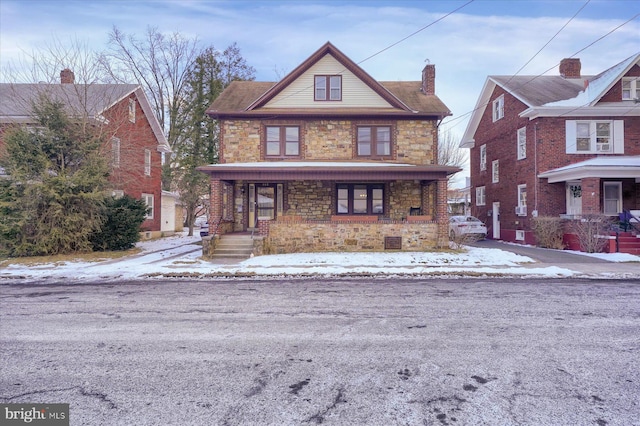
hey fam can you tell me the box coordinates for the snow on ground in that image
[0,231,638,283]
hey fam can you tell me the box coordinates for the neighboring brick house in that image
[461,53,640,249]
[0,69,171,237]
[198,42,459,255]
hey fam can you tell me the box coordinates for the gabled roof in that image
[207,42,450,119]
[0,83,170,152]
[461,52,640,148]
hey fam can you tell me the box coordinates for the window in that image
[516,184,527,216]
[480,144,487,171]
[357,126,391,158]
[144,149,151,176]
[517,127,526,160]
[315,75,342,101]
[142,193,154,219]
[492,160,499,183]
[475,186,486,206]
[566,120,624,154]
[111,138,120,167]
[492,95,504,122]
[265,126,300,158]
[622,77,639,100]
[603,182,622,215]
[128,98,136,122]
[337,184,384,215]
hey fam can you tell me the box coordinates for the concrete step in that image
[211,234,254,259]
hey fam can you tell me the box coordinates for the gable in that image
[263,54,394,109]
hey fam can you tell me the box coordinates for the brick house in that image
[198,42,459,255]
[461,53,640,250]
[0,69,171,237]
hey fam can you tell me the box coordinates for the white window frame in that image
[492,95,504,122]
[142,193,154,219]
[475,186,486,206]
[517,127,526,160]
[128,98,136,122]
[603,182,622,216]
[111,137,120,168]
[622,77,639,101]
[144,149,151,176]
[492,160,499,183]
[566,120,624,154]
[516,184,527,216]
[479,144,487,171]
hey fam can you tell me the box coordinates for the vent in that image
[516,230,525,241]
[384,236,402,250]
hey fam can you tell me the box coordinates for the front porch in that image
[197,162,459,256]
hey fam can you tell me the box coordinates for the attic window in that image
[622,77,639,101]
[128,98,136,122]
[315,75,341,101]
[492,95,504,122]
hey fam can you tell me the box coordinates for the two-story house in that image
[0,69,171,237]
[461,53,640,250]
[198,42,459,256]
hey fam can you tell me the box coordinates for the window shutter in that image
[613,120,625,154]
[565,121,577,154]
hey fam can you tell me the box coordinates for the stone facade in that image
[285,181,333,219]
[220,119,437,166]
[265,220,439,254]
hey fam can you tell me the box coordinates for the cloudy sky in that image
[1,0,638,143]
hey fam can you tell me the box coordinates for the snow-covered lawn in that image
[1,231,638,283]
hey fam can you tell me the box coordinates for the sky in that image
[1,230,638,283]
[1,0,639,170]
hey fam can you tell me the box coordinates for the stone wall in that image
[388,181,422,219]
[265,220,439,254]
[285,181,333,219]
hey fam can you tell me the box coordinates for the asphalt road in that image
[1,278,639,426]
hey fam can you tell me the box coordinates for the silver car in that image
[449,215,487,240]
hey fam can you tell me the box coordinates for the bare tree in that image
[99,26,201,152]
[438,129,467,170]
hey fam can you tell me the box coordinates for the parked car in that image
[200,222,209,237]
[449,215,487,240]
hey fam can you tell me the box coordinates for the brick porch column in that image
[436,178,449,247]
[581,177,601,214]
[210,179,222,235]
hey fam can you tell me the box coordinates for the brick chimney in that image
[422,63,435,95]
[559,58,581,78]
[60,68,75,84]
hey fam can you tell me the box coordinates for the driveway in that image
[1,278,639,425]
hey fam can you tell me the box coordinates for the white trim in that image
[521,105,640,119]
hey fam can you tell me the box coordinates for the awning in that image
[538,156,640,183]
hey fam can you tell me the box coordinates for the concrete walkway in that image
[471,239,640,277]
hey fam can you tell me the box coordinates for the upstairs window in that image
[315,75,342,101]
[622,77,639,100]
[517,127,526,160]
[111,137,120,168]
[567,120,623,154]
[144,149,151,176]
[492,95,504,122]
[357,126,391,158]
[480,144,487,171]
[265,126,300,158]
[128,98,136,122]
[492,160,499,183]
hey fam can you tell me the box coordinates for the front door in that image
[492,202,501,239]
[566,181,582,217]
[257,185,276,220]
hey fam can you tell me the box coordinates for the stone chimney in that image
[422,63,435,95]
[559,58,581,78]
[60,68,75,84]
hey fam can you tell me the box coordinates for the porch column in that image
[436,178,449,247]
[581,177,601,214]
[210,179,222,235]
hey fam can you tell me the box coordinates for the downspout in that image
[534,122,538,215]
